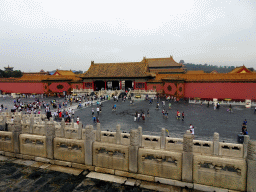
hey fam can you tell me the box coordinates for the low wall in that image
[54,138,85,164]
[193,155,247,191]
[138,148,182,180]
[19,134,47,158]
[0,131,13,152]
[93,142,129,172]
[0,114,254,192]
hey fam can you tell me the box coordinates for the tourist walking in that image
[182,112,185,121]
[92,116,96,123]
[76,116,79,125]
[97,107,100,116]
[228,104,232,113]
[137,112,140,121]
[176,110,181,120]
[92,108,94,116]
[156,103,159,109]
[189,124,194,137]
[142,112,145,121]
[164,110,168,119]
[147,109,150,117]
[169,102,171,109]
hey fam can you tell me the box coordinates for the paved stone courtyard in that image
[0,156,170,192]
[1,96,256,143]
[75,98,256,143]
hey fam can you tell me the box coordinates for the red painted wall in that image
[184,82,256,100]
[71,83,83,89]
[177,83,184,97]
[163,83,177,95]
[48,82,71,93]
[0,82,44,94]
[147,83,163,92]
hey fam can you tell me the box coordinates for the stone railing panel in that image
[93,141,129,171]
[55,125,62,137]
[6,122,14,132]
[21,122,30,134]
[193,140,213,155]
[121,133,130,145]
[193,155,246,191]
[219,142,243,158]
[33,124,45,135]
[165,138,183,151]
[64,128,78,139]
[142,135,161,149]
[138,148,182,180]
[54,138,85,164]
[100,131,116,144]
[0,131,13,152]
[19,134,47,158]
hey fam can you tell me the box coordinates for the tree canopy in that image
[184,63,236,73]
[0,70,23,78]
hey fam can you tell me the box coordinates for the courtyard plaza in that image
[75,98,255,143]
[0,96,255,143]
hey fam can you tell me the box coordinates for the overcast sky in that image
[0,0,255,72]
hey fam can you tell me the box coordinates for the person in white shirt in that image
[189,124,194,137]
[76,116,79,125]
[97,107,100,115]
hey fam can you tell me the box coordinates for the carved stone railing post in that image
[213,132,219,156]
[138,126,142,147]
[182,130,193,183]
[116,124,121,144]
[71,119,74,128]
[39,115,42,125]
[243,135,250,159]
[29,115,34,134]
[85,125,94,166]
[96,123,101,142]
[129,129,139,173]
[247,140,256,191]
[3,116,7,131]
[45,118,55,159]
[161,128,166,149]
[60,118,65,138]
[77,121,82,140]
[12,116,22,154]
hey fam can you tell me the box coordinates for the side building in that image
[0,70,83,96]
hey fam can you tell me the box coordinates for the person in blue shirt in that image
[243,119,247,126]
[92,116,96,123]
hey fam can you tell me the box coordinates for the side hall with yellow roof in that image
[1,56,256,100]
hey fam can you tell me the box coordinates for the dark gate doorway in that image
[94,81,105,91]
[112,81,119,90]
[125,80,133,91]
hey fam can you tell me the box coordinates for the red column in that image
[134,81,136,90]
[105,81,107,90]
[92,81,94,91]
[145,82,147,90]
[120,81,122,90]
[83,82,85,89]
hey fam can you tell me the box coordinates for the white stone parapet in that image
[0,112,254,191]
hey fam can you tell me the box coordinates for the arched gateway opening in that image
[94,81,105,91]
